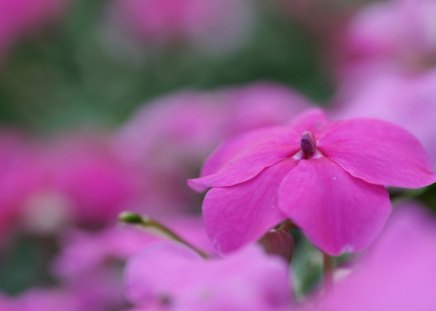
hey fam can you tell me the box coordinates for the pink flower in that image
[189,109,435,255]
[0,131,45,242]
[0,284,118,311]
[125,242,292,311]
[3,289,80,311]
[315,204,436,311]
[110,0,254,54]
[335,0,436,81]
[48,134,141,225]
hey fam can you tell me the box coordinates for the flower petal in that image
[189,145,294,192]
[203,160,297,254]
[319,206,436,311]
[125,242,202,305]
[288,108,329,137]
[318,119,436,188]
[201,126,299,176]
[279,157,391,255]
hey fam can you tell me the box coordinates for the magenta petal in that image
[201,126,299,176]
[188,145,293,192]
[203,160,297,254]
[319,119,435,188]
[279,158,391,255]
[289,108,328,136]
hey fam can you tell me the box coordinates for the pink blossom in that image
[336,0,436,81]
[0,0,66,59]
[189,109,435,255]
[333,70,436,167]
[125,242,293,311]
[47,134,141,226]
[116,83,310,215]
[0,131,143,236]
[0,131,45,242]
[109,0,254,54]
[0,288,81,311]
[315,204,436,311]
[0,283,120,311]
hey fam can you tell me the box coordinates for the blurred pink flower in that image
[0,0,66,59]
[47,134,141,226]
[316,204,436,311]
[52,217,213,309]
[115,83,311,215]
[0,131,45,242]
[1,289,80,311]
[0,130,143,237]
[125,242,292,311]
[335,0,436,81]
[0,284,119,311]
[110,0,254,54]
[189,109,435,255]
[53,216,213,281]
[333,70,436,167]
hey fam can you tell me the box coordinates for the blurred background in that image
[0,0,435,310]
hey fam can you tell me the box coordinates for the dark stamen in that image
[300,131,316,159]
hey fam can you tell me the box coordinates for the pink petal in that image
[318,119,436,188]
[125,242,202,305]
[188,145,294,192]
[279,157,391,255]
[203,160,297,254]
[319,206,436,311]
[201,126,298,176]
[289,108,329,137]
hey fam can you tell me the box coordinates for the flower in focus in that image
[315,203,436,311]
[109,0,254,54]
[189,109,435,255]
[125,242,292,311]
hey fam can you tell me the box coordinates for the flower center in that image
[300,131,316,159]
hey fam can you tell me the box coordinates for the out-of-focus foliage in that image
[0,0,331,132]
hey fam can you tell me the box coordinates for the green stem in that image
[323,253,334,289]
[119,212,209,259]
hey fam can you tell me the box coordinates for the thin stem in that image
[120,212,209,259]
[323,253,334,289]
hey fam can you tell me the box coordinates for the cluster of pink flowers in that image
[2,1,436,310]
[118,1,436,309]
[2,80,436,310]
